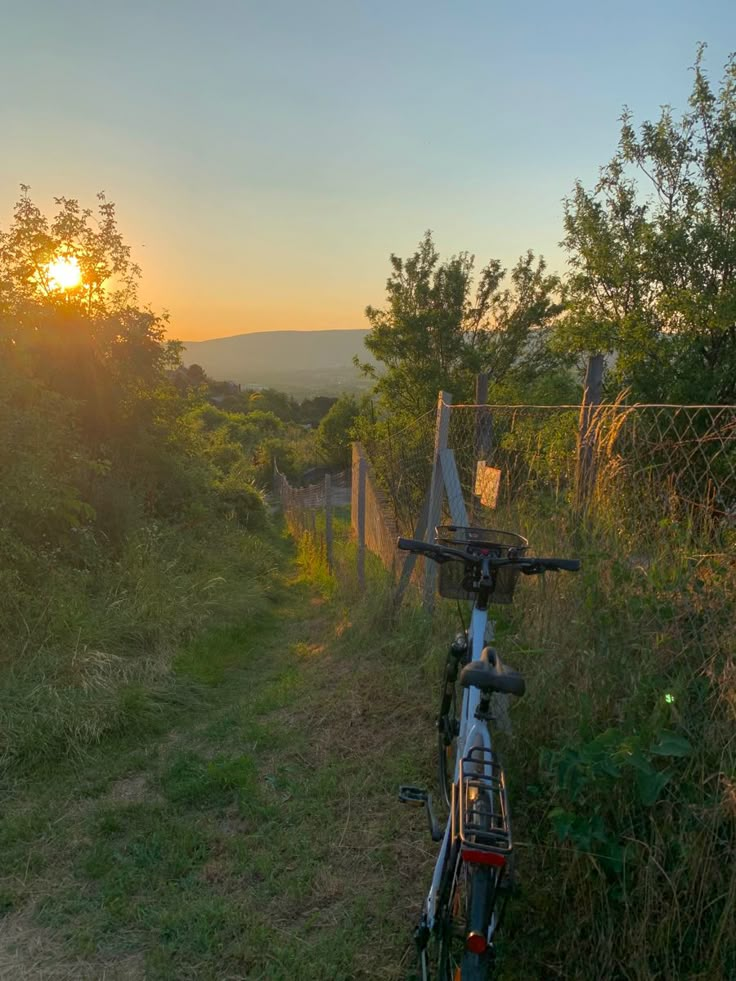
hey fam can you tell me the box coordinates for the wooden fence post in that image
[471,373,494,521]
[575,353,604,511]
[356,455,367,587]
[324,473,333,571]
[351,443,359,537]
[422,391,452,612]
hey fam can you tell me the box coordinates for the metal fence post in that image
[422,391,452,612]
[356,456,367,587]
[324,473,333,571]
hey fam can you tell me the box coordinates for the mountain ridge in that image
[181,328,373,396]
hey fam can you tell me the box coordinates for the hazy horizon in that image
[182,326,369,342]
[2,1,735,340]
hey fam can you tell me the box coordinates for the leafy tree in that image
[0,187,181,455]
[315,395,363,469]
[359,231,567,416]
[187,363,207,385]
[558,48,736,403]
[298,395,338,427]
[240,387,298,421]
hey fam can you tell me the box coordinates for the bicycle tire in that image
[428,859,496,980]
[437,651,461,810]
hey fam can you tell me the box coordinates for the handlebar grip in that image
[397,537,427,552]
[541,558,581,572]
[396,537,468,564]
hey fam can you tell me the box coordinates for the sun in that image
[46,256,82,291]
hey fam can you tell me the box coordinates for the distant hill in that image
[181,329,374,396]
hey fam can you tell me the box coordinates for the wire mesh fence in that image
[361,401,735,554]
[361,397,736,667]
[444,401,736,553]
[359,409,436,536]
[274,463,350,570]
[276,401,736,617]
[351,443,401,578]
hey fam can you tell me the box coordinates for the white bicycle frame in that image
[424,598,496,929]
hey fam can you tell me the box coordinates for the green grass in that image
[4,510,733,980]
[0,548,446,980]
[0,520,289,780]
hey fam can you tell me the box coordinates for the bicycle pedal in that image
[398,785,428,805]
[399,786,442,842]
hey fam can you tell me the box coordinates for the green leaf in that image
[636,768,671,806]
[549,807,575,840]
[627,751,655,775]
[650,731,692,758]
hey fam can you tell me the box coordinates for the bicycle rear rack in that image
[453,745,512,864]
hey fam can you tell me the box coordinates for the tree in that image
[0,187,181,451]
[558,48,736,403]
[187,363,207,385]
[298,395,338,427]
[315,395,363,469]
[359,231,566,416]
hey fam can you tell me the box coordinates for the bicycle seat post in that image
[474,692,493,723]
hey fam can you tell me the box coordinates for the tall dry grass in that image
[0,520,283,778]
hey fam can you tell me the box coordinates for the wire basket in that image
[436,526,528,604]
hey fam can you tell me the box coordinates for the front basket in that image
[436,526,528,603]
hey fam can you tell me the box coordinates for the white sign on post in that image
[475,461,502,509]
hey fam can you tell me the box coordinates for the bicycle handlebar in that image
[396,537,468,563]
[396,537,580,574]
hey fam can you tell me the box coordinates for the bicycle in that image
[397,525,580,980]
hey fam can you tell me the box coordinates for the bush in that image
[315,395,364,469]
[214,474,267,528]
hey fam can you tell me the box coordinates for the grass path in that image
[0,560,440,980]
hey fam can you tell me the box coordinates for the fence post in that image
[422,391,452,612]
[473,372,493,521]
[356,456,367,587]
[575,353,604,511]
[324,473,333,571]
[393,487,430,610]
[351,443,359,537]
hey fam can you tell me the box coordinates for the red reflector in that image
[461,847,506,868]
[466,931,487,955]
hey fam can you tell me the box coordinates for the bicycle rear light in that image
[460,847,506,868]
[466,931,488,955]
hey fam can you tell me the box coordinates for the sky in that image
[1,0,734,341]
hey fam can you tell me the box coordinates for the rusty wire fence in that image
[444,401,736,551]
[365,401,736,554]
[274,463,350,571]
[359,398,736,665]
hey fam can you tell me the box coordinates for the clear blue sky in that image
[1,0,734,338]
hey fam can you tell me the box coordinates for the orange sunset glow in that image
[46,255,82,291]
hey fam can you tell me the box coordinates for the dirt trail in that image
[0,574,437,980]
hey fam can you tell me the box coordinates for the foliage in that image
[559,47,736,403]
[359,231,571,417]
[543,726,693,879]
[0,188,312,775]
[315,394,364,469]
[193,383,337,427]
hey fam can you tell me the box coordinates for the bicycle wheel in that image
[437,651,462,810]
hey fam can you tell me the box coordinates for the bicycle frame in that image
[425,600,495,931]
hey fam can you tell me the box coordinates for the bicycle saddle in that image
[460,646,526,697]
